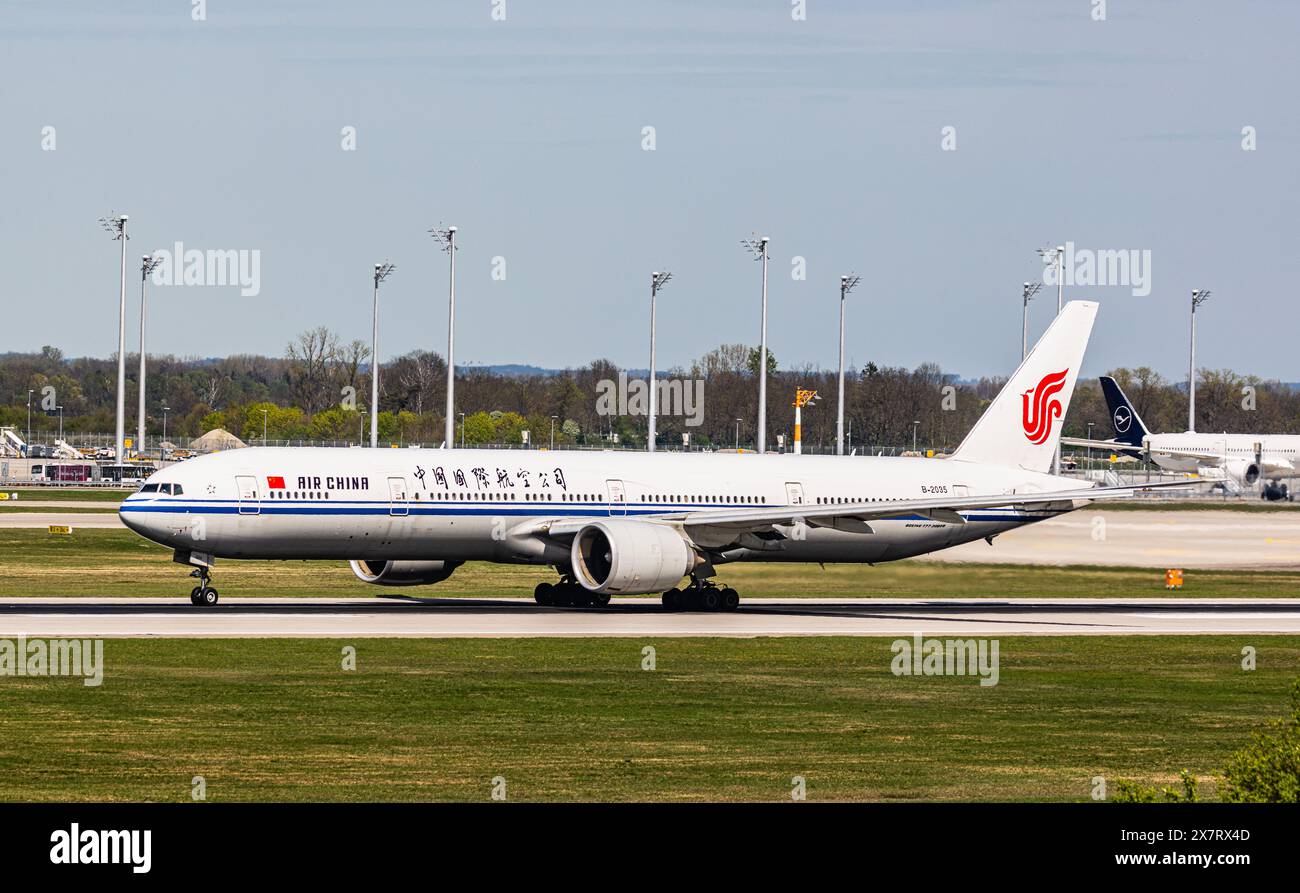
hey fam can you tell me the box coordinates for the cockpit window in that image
[171,484,183,496]
[140,483,160,493]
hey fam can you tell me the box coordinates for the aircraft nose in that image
[119,500,166,542]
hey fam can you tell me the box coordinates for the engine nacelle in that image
[349,560,462,587]
[1224,459,1261,486]
[570,519,696,595]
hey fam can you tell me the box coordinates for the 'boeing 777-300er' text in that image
[121,300,1188,610]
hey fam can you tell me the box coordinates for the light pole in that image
[837,274,860,455]
[261,408,269,446]
[430,224,457,448]
[161,403,169,450]
[137,254,162,457]
[1189,289,1210,432]
[370,261,396,448]
[1038,244,1066,473]
[648,270,673,452]
[1086,421,1094,471]
[1021,280,1042,361]
[912,420,920,455]
[100,213,129,464]
[26,389,33,453]
[57,405,64,443]
[550,415,557,450]
[735,418,742,451]
[459,412,465,448]
[742,235,770,452]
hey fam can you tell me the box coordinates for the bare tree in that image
[286,327,340,414]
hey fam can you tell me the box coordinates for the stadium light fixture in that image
[430,224,458,448]
[100,213,129,465]
[837,274,861,456]
[648,270,673,453]
[741,235,770,452]
[370,261,396,448]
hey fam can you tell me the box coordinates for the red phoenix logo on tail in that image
[1021,369,1069,444]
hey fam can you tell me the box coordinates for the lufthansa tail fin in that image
[949,300,1098,473]
[1098,376,1149,447]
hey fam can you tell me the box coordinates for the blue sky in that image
[2,1,1297,380]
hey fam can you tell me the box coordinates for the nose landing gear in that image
[188,568,219,606]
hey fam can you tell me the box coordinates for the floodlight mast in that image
[371,261,396,448]
[648,271,672,453]
[742,236,770,452]
[138,253,163,456]
[837,274,860,456]
[100,213,129,466]
[1189,289,1211,432]
[1038,245,1066,473]
[430,225,458,448]
[1021,280,1043,361]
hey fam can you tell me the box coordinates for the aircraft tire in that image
[534,582,554,606]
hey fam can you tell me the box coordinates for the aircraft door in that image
[388,476,410,517]
[236,475,260,515]
[784,481,806,505]
[606,479,627,516]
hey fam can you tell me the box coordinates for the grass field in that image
[2,488,127,502]
[3,528,1299,599]
[0,504,119,513]
[0,636,1294,802]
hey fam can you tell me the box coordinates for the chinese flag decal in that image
[267,476,286,489]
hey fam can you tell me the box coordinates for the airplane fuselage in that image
[120,447,1075,567]
[1144,433,1300,479]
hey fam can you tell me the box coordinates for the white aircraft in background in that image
[1062,375,1298,501]
[121,300,1189,609]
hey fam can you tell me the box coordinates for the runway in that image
[3,597,1299,637]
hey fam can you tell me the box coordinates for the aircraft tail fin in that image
[1098,375,1149,447]
[949,300,1098,473]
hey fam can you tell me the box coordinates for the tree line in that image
[1,330,1295,451]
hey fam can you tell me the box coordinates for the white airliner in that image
[1062,376,1298,500]
[121,300,1187,609]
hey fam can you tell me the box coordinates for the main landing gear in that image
[534,578,612,609]
[662,578,739,613]
[188,568,219,606]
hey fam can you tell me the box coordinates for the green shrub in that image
[1222,680,1300,803]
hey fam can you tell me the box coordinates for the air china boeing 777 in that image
[120,300,1185,610]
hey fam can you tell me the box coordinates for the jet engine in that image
[570,519,696,595]
[349,560,462,586]
[1224,459,1261,486]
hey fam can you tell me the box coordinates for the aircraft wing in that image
[1060,436,1139,452]
[1137,445,1295,475]
[533,479,1201,541]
